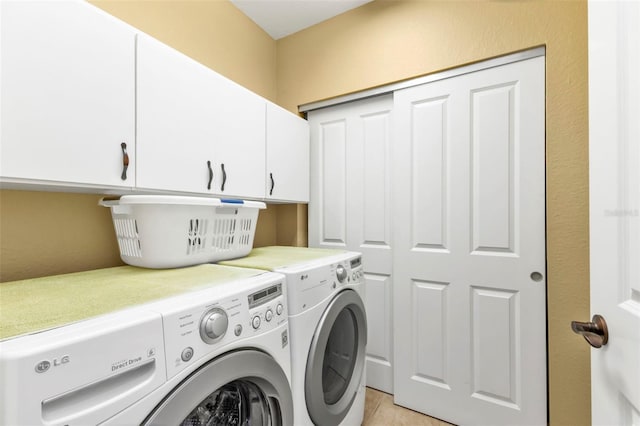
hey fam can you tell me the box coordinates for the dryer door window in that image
[305,289,367,425]
[323,308,358,405]
[143,350,292,426]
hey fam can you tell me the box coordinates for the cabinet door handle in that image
[120,142,129,181]
[221,163,227,192]
[207,160,213,190]
[269,172,275,196]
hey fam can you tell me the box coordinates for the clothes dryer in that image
[0,264,293,425]
[221,246,367,426]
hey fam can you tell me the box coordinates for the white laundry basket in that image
[100,195,266,268]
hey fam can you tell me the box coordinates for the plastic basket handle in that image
[98,198,119,207]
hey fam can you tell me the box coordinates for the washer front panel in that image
[143,350,293,426]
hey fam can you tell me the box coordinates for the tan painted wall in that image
[276,1,590,425]
[0,0,283,282]
[0,191,122,282]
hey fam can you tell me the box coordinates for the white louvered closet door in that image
[308,95,394,393]
[392,56,546,425]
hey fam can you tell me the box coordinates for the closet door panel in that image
[348,97,394,392]
[393,56,546,426]
[410,97,449,252]
[354,104,393,274]
[311,118,348,248]
[309,95,394,393]
[471,84,517,254]
[412,279,450,387]
[471,287,520,407]
[364,273,393,386]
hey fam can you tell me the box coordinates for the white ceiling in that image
[230,0,373,40]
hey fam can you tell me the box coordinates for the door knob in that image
[571,314,608,348]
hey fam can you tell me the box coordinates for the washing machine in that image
[0,264,293,425]
[220,246,367,426]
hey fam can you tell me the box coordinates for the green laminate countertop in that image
[219,246,346,271]
[0,264,265,341]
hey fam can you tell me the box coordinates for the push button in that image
[265,309,273,322]
[276,303,283,315]
[181,347,194,362]
[252,315,261,329]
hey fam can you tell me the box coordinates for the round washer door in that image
[143,349,293,426]
[305,289,367,425]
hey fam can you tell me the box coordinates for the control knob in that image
[336,265,347,283]
[200,308,228,344]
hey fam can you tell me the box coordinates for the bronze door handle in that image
[571,314,608,348]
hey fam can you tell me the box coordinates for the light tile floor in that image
[362,388,455,426]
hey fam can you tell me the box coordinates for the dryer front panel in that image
[304,289,367,425]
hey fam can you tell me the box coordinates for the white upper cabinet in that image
[136,33,218,195]
[1,1,309,202]
[210,79,266,200]
[136,34,266,198]
[0,1,136,188]
[266,102,309,202]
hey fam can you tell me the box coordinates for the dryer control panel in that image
[285,254,364,316]
[348,256,364,283]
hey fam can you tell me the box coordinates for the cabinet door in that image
[266,103,309,202]
[210,81,266,199]
[136,33,217,194]
[0,1,135,187]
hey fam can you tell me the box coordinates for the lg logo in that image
[35,355,70,373]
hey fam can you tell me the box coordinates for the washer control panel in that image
[159,276,287,380]
[248,283,287,332]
